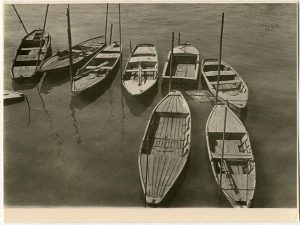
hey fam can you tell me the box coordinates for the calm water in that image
[4,3,297,207]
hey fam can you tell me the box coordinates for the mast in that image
[218,105,227,204]
[109,23,113,44]
[12,5,28,34]
[178,32,181,45]
[104,3,108,44]
[168,32,174,93]
[36,4,49,71]
[118,4,122,76]
[66,4,74,90]
[215,13,225,104]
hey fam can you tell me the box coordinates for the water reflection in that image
[69,102,83,145]
[40,71,70,94]
[123,83,158,117]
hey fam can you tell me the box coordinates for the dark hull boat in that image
[71,42,122,95]
[138,90,191,205]
[10,29,52,81]
[39,36,105,74]
[206,103,256,208]
[122,43,158,96]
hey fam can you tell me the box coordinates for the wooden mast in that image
[118,4,122,75]
[218,104,227,204]
[178,32,181,45]
[36,4,49,71]
[66,4,74,90]
[215,12,226,205]
[215,13,224,104]
[109,23,113,44]
[104,3,108,45]
[168,32,174,93]
[12,5,28,34]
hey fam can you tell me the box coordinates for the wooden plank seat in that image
[204,61,220,66]
[126,69,139,73]
[211,79,242,85]
[21,47,41,51]
[95,53,120,58]
[205,71,236,76]
[16,55,39,61]
[211,152,253,159]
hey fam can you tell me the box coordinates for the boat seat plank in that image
[205,71,236,76]
[204,61,220,66]
[211,152,253,159]
[211,80,241,85]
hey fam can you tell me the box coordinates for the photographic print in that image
[2,1,298,222]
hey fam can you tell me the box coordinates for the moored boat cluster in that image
[7,5,255,208]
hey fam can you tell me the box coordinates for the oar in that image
[12,5,28,34]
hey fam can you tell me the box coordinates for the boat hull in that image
[205,104,256,208]
[138,91,191,205]
[11,29,52,82]
[201,58,248,110]
[38,36,105,74]
[122,43,158,96]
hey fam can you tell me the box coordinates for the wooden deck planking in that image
[154,154,166,196]
[153,154,160,196]
[157,155,178,196]
[147,155,154,196]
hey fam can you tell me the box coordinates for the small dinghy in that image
[71,42,122,94]
[122,43,158,96]
[11,29,52,81]
[206,103,256,208]
[4,90,25,104]
[162,42,200,87]
[201,59,248,110]
[138,90,191,204]
[39,36,105,74]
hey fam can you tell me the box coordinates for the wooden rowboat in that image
[71,42,122,95]
[122,43,158,96]
[206,103,256,208]
[138,90,191,204]
[11,29,52,81]
[201,59,248,110]
[39,36,105,74]
[162,42,200,87]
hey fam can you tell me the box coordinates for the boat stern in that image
[146,195,163,205]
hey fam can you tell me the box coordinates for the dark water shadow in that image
[40,71,70,95]
[123,83,158,117]
[11,74,43,91]
[70,67,119,110]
